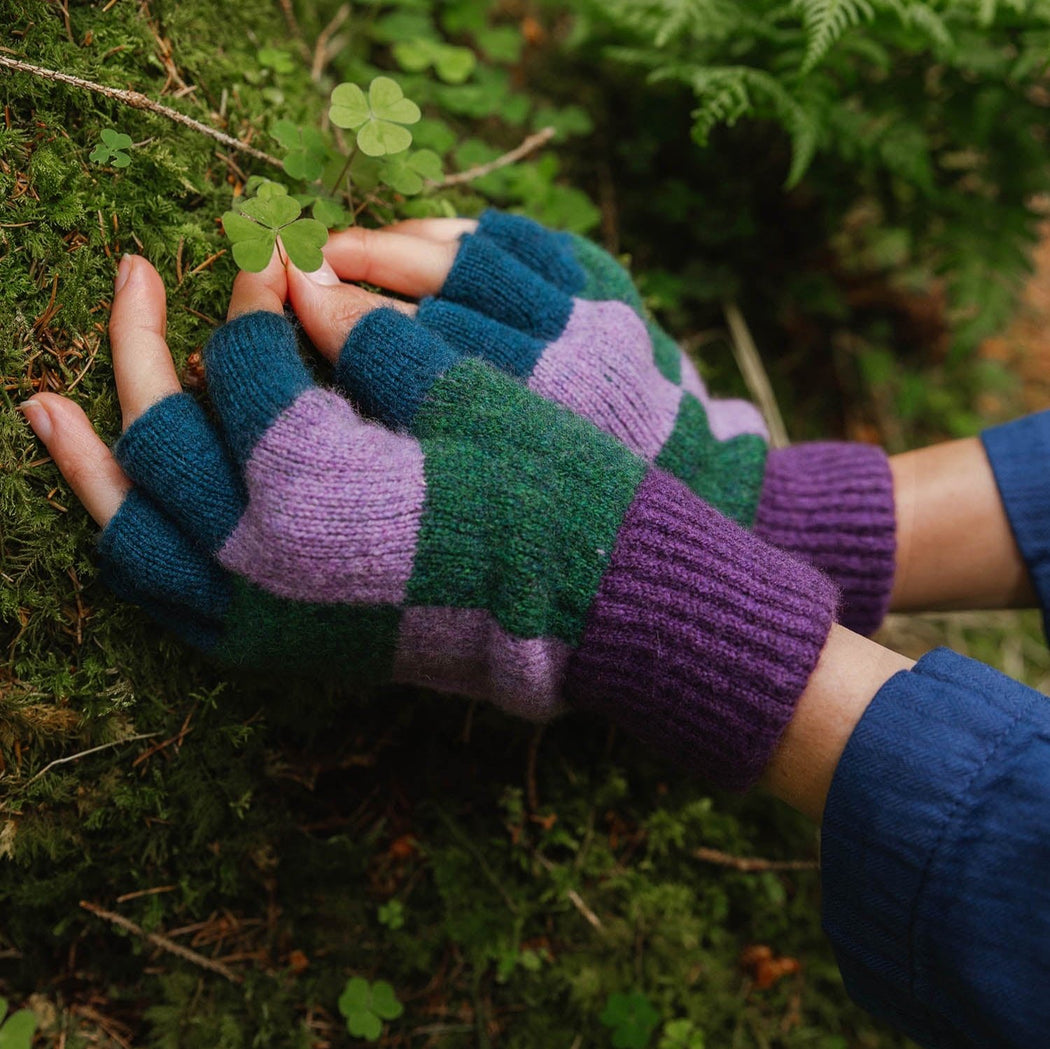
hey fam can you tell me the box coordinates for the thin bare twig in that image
[23,733,159,787]
[566,888,604,930]
[80,901,244,983]
[693,846,818,873]
[723,301,790,448]
[0,55,282,167]
[311,3,351,82]
[277,0,312,62]
[535,855,604,930]
[431,127,557,188]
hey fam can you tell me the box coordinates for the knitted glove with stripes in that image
[100,307,837,791]
[413,210,896,635]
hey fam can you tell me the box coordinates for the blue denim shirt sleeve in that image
[821,648,1050,1048]
[981,410,1050,629]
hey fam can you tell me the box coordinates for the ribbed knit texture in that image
[822,648,1050,1048]
[565,469,837,791]
[754,443,896,636]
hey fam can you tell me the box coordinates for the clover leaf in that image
[330,77,420,157]
[258,47,295,75]
[89,128,133,168]
[600,992,660,1049]
[222,182,327,272]
[381,149,443,196]
[377,899,405,929]
[0,996,38,1049]
[659,1018,705,1049]
[393,38,476,84]
[311,197,352,229]
[338,977,403,1042]
[272,120,329,181]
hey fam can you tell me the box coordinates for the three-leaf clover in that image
[271,120,330,181]
[222,181,327,272]
[311,197,352,229]
[381,149,443,196]
[599,992,661,1049]
[329,77,421,157]
[0,997,37,1049]
[258,47,295,75]
[377,899,405,929]
[659,1018,705,1049]
[90,128,133,168]
[338,977,403,1042]
[393,38,476,84]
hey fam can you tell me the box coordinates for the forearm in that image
[760,624,913,822]
[888,436,1035,612]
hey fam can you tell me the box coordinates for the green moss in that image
[3,2,1042,1047]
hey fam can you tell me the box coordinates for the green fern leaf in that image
[792,0,877,73]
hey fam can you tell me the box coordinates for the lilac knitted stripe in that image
[528,299,683,462]
[219,389,426,603]
[754,443,896,637]
[393,606,571,721]
[564,469,837,791]
[679,355,769,441]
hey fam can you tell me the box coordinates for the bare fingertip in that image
[20,398,54,443]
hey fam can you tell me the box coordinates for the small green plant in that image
[89,127,133,167]
[329,76,421,158]
[600,991,661,1049]
[338,977,404,1042]
[221,181,327,272]
[0,997,37,1049]
[271,119,330,182]
[659,1018,706,1049]
[393,38,477,83]
[377,899,405,930]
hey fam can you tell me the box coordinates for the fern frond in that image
[899,4,954,51]
[791,0,877,73]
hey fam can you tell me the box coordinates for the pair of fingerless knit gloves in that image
[100,212,897,791]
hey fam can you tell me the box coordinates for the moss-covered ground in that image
[2,1,1046,1046]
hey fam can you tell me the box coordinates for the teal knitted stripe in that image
[217,577,402,680]
[568,233,682,384]
[655,395,769,527]
[408,358,646,644]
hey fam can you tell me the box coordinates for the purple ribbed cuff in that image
[754,443,896,637]
[564,469,837,791]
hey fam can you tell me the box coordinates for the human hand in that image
[22,249,836,790]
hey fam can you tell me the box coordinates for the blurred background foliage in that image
[3,0,1050,1045]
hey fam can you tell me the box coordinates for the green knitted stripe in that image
[655,395,768,527]
[408,358,646,644]
[646,321,683,384]
[217,578,402,680]
[569,233,682,384]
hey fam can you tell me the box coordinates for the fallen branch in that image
[80,901,244,983]
[694,846,818,873]
[0,54,282,168]
[431,127,557,188]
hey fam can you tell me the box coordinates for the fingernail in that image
[114,253,136,293]
[21,398,53,443]
[304,257,341,286]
